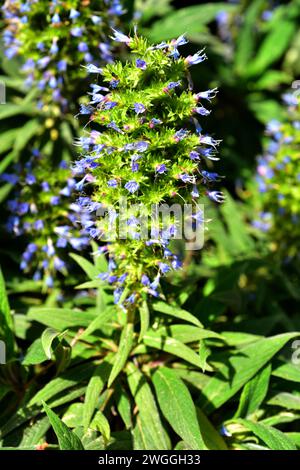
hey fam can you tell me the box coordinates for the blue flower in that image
[69,9,80,20]
[133,102,146,114]
[136,59,147,70]
[124,180,140,194]
[111,29,131,44]
[185,50,207,66]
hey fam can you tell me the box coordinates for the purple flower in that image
[179,173,194,183]
[85,64,103,74]
[104,101,118,109]
[185,50,207,66]
[71,27,83,38]
[57,59,67,72]
[124,180,139,194]
[174,129,188,142]
[201,170,221,182]
[51,13,61,24]
[51,196,60,205]
[156,164,167,174]
[195,88,218,102]
[159,262,171,274]
[34,220,44,230]
[78,42,88,52]
[165,81,181,90]
[108,179,118,188]
[141,274,150,286]
[1,173,19,184]
[194,106,211,116]
[149,118,162,128]
[135,141,149,152]
[69,9,80,20]
[25,174,36,185]
[136,59,147,70]
[207,191,225,203]
[111,29,131,44]
[190,150,200,161]
[133,102,146,114]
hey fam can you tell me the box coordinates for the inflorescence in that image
[74,32,223,310]
[253,93,300,259]
[2,0,124,112]
[1,149,91,288]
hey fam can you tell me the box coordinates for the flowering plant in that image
[2,0,124,112]
[253,94,300,260]
[75,32,223,311]
[1,149,91,288]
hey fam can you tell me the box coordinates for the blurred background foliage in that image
[0,0,300,451]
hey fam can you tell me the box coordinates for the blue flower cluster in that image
[2,0,124,112]
[73,32,223,310]
[2,149,91,288]
[253,93,300,258]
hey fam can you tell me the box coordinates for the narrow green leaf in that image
[152,367,207,450]
[41,327,62,359]
[196,408,227,450]
[0,266,15,359]
[246,20,296,77]
[91,411,111,442]
[153,301,203,327]
[201,333,299,413]
[115,383,132,429]
[83,359,112,431]
[272,363,300,383]
[235,364,271,418]
[22,338,48,365]
[143,330,205,368]
[138,300,150,342]
[127,362,170,450]
[29,362,96,406]
[267,393,300,411]
[108,323,134,387]
[80,307,115,339]
[148,3,237,41]
[43,402,84,450]
[28,307,96,330]
[69,253,99,280]
[237,419,296,450]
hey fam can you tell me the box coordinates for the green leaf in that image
[200,333,300,413]
[143,330,206,368]
[148,3,237,42]
[28,307,96,330]
[246,20,296,77]
[234,0,265,72]
[115,383,132,430]
[267,393,300,411]
[272,363,300,383]
[80,307,115,339]
[62,403,84,428]
[152,301,203,327]
[153,324,222,343]
[83,359,112,431]
[196,408,227,450]
[235,364,272,418]
[43,402,84,450]
[152,367,207,450]
[0,266,15,359]
[108,323,134,387]
[19,416,50,447]
[237,419,296,450]
[22,338,48,365]
[41,327,64,359]
[29,362,97,406]
[127,362,170,450]
[69,253,99,280]
[91,411,111,443]
[285,433,300,448]
[138,300,150,341]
